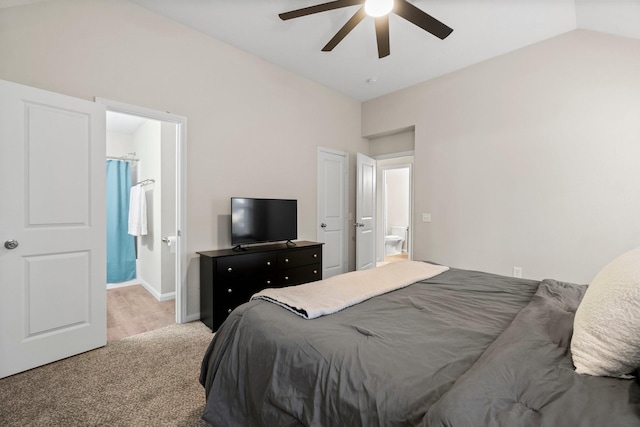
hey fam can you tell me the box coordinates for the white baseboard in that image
[107,279,138,289]
[107,278,175,302]
[158,291,176,302]
[138,278,175,302]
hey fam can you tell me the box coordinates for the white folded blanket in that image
[251,260,449,319]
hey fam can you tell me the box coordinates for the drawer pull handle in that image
[314,270,318,274]
[227,309,232,314]
[285,276,289,281]
[227,267,232,273]
[266,280,271,285]
[267,261,271,266]
[285,258,289,263]
[227,288,232,293]
[313,254,318,258]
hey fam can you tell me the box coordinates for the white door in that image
[0,79,106,379]
[317,148,349,278]
[356,153,376,270]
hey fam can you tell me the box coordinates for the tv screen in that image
[231,198,297,246]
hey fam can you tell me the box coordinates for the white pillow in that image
[571,246,640,377]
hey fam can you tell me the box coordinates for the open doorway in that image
[367,128,415,267]
[99,98,188,341]
[105,112,176,340]
[381,164,411,264]
[377,157,413,266]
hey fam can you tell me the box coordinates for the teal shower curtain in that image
[106,159,136,283]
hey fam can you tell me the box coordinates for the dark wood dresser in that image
[197,241,323,331]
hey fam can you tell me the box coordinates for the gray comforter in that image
[199,267,640,426]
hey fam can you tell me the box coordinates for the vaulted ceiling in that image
[130,0,639,101]
[5,1,639,101]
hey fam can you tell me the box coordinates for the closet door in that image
[0,79,106,378]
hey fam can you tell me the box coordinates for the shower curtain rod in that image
[107,155,139,162]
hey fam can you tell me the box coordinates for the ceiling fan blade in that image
[279,0,364,21]
[394,0,453,40]
[322,7,367,52]
[374,16,390,58]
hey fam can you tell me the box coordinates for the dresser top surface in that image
[197,240,322,259]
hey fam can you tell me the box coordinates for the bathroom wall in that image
[106,132,134,158]
[385,168,410,240]
[132,120,165,299]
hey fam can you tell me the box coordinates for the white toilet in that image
[384,226,407,256]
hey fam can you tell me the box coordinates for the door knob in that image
[4,240,19,250]
[354,223,365,227]
[320,223,327,228]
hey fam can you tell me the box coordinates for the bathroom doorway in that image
[377,157,413,265]
[105,112,176,340]
[100,98,188,340]
[367,127,415,267]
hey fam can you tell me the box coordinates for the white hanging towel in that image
[128,184,148,236]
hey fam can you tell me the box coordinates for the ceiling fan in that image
[279,0,453,58]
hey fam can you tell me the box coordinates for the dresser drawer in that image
[279,263,322,287]
[214,281,253,300]
[214,276,272,301]
[216,286,251,306]
[278,247,321,269]
[218,287,254,310]
[216,252,276,276]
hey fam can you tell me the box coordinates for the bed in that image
[199,255,640,426]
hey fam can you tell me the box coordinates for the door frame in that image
[316,147,349,277]
[374,151,415,264]
[96,98,188,324]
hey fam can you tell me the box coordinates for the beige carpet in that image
[0,322,215,427]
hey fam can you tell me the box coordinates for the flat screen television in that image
[231,197,297,247]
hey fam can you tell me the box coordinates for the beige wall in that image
[364,30,640,284]
[369,129,415,157]
[0,0,366,319]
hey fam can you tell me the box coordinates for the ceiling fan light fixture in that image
[364,0,394,17]
[279,0,453,58]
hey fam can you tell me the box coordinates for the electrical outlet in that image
[513,267,522,278]
[422,213,432,223]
